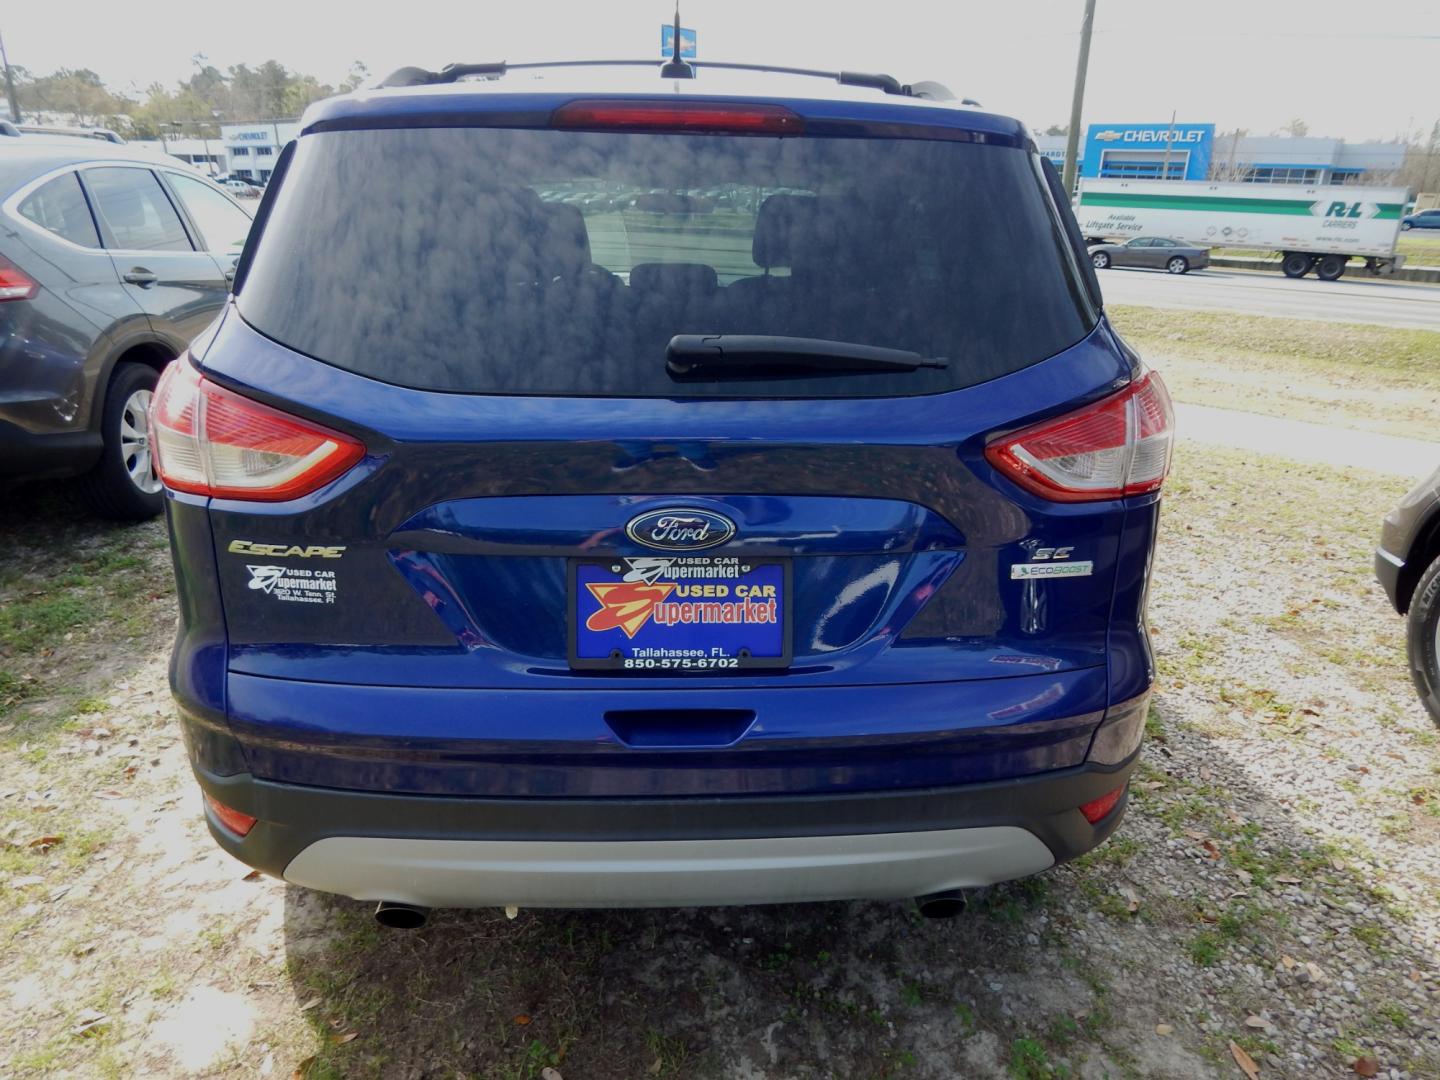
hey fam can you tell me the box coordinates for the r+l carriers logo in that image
[1312,200,1378,220]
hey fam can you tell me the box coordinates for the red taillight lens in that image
[0,255,39,301]
[1079,784,1127,824]
[552,100,803,135]
[984,371,1175,502]
[204,792,257,837]
[150,356,365,501]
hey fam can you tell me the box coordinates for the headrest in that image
[628,262,717,295]
[751,193,819,269]
[540,202,592,279]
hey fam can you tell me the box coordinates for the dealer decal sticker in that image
[573,556,788,670]
[584,559,778,638]
[246,564,338,604]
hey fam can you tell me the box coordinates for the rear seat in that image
[727,193,818,306]
[535,202,631,384]
[628,262,720,350]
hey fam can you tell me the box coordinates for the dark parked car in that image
[1375,464,1440,723]
[1088,236,1210,275]
[152,60,1174,925]
[0,130,253,518]
[1401,208,1440,231]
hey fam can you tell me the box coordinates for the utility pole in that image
[1061,0,1097,194]
[0,29,21,123]
[1160,109,1176,180]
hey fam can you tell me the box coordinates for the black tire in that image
[77,361,165,521]
[1408,555,1440,725]
[1316,255,1346,281]
[1281,252,1313,278]
[1091,251,1111,269]
[1165,256,1189,275]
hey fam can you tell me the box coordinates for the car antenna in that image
[660,2,694,79]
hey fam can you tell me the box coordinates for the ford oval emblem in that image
[625,508,736,552]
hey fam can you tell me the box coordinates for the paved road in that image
[1175,402,1440,480]
[1099,266,1440,332]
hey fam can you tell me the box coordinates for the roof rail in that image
[376,59,949,100]
[13,124,126,144]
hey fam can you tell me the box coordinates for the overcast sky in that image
[4,0,1438,142]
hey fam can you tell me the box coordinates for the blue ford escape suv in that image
[153,59,1174,924]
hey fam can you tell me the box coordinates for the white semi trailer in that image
[1076,179,1411,281]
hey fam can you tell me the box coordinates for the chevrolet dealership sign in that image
[1092,128,1207,145]
[1081,123,1216,180]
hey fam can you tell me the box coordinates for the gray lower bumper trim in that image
[283,827,1056,909]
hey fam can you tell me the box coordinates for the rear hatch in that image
[179,97,1143,796]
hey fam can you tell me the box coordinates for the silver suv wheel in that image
[119,388,160,494]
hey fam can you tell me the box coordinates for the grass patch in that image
[1108,306,1440,441]
[0,489,173,727]
[643,1029,689,1076]
[0,594,91,654]
[1188,933,1222,967]
[1009,1037,1067,1079]
[1398,231,1440,266]
[976,877,1050,924]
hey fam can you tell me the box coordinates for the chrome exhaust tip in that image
[914,890,969,919]
[374,900,429,929]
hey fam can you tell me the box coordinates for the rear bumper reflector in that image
[204,792,257,837]
[1078,784,1127,824]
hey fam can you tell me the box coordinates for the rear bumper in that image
[284,828,1057,908]
[194,755,1136,908]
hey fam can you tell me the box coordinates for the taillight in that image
[984,371,1174,502]
[150,356,364,501]
[0,255,39,301]
[551,100,803,135]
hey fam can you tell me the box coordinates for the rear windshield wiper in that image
[666,335,948,379]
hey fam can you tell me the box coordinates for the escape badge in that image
[228,539,346,558]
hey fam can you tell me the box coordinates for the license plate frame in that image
[568,556,792,673]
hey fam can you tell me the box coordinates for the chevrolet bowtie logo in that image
[1094,130,1123,142]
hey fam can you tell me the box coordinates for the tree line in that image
[7,56,371,137]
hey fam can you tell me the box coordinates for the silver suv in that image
[0,128,252,518]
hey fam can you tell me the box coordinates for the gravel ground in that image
[1,440,1438,1078]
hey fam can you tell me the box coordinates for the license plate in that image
[570,556,791,672]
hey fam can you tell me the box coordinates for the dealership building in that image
[1038,123,1406,185]
[218,121,301,183]
[140,120,302,183]
[128,136,225,176]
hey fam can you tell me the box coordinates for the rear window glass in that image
[18,172,100,248]
[84,167,192,253]
[238,127,1095,398]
